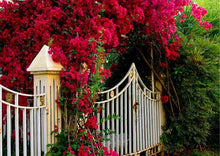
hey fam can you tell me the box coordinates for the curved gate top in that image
[96,63,162,156]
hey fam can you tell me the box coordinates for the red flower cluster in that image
[190,2,212,30]
[161,95,169,103]
[85,116,98,130]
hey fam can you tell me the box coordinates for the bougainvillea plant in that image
[0,0,211,155]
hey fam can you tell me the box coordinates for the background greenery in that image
[161,0,219,153]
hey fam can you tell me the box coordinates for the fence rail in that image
[96,63,161,155]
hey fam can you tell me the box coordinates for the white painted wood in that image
[139,88,142,151]
[30,109,34,156]
[28,44,63,148]
[7,105,11,156]
[141,90,145,150]
[149,99,152,147]
[15,94,19,156]
[116,88,119,153]
[144,90,147,149]
[37,97,41,156]
[54,81,58,139]
[23,109,27,156]
[43,105,47,155]
[0,86,2,156]
[128,83,132,154]
[124,88,128,154]
[132,71,136,152]
[51,83,55,144]
[120,93,123,155]
[111,95,115,150]
[107,92,110,149]
[0,85,44,97]
[146,92,150,149]
[136,87,140,151]
[27,45,63,72]
[151,99,154,146]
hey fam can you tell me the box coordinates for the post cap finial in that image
[27,45,63,73]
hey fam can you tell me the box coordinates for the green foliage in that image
[161,1,220,153]
[181,150,219,156]
[47,131,70,156]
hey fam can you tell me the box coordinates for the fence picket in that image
[107,93,110,149]
[141,89,145,150]
[23,109,27,156]
[111,95,115,150]
[30,109,34,156]
[132,75,136,153]
[128,82,132,154]
[120,93,123,155]
[7,105,11,156]
[124,88,128,154]
[37,101,41,156]
[116,88,119,153]
[15,94,19,156]
[136,87,140,151]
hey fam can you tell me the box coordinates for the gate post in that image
[27,45,63,149]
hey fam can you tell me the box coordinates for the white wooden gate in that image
[96,63,162,155]
[0,84,47,156]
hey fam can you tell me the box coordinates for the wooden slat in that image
[137,88,140,151]
[7,105,11,156]
[143,89,147,149]
[23,109,27,156]
[149,98,152,147]
[124,88,128,154]
[106,93,110,149]
[132,73,136,152]
[15,94,19,156]
[30,109,34,156]
[116,88,119,153]
[111,95,115,150]
[120,93,123,155]
[128,83,132,153]
[37,101,41,156]
[141,90,145,149]
[43,106,47,155]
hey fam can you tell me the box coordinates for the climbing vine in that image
[0,0,212,155]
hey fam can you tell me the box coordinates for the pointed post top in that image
[27,45,63,74]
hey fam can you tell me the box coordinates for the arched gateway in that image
[96,63,163,155]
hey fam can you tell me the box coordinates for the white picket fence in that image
[0,85,47,156]
[96,63,162,155]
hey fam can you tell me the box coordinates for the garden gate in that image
[0,45,62,156]
[96,63,162,156]
[0,45,163,156]
[0,84,47,156]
